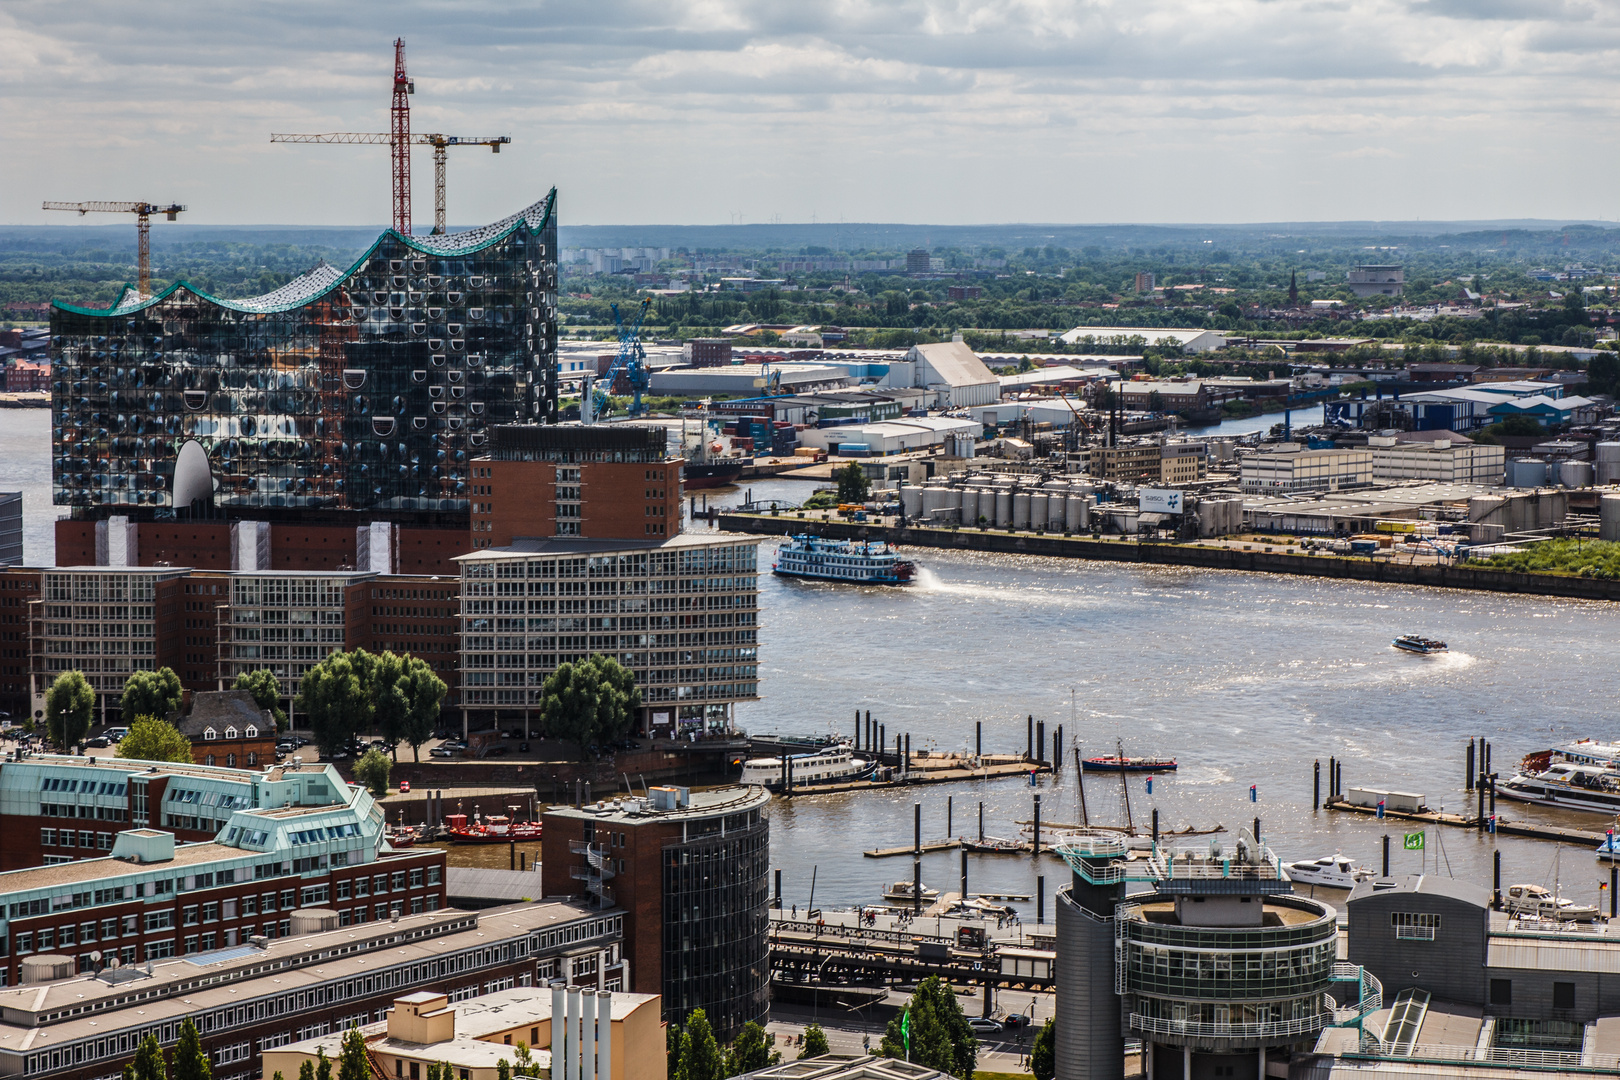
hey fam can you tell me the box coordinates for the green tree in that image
[115,715,193,763]
[234,669,288,731]
[1031,1017,1056,1080]
[539,653,642,761]
[496,1061,511,1080]
[297,651,375,758]
[338,1028,369,1080]
[370,651,410,759]
[878,976,977,1078]
[172,1018,211,1080]
[512,1043,536,1076]
[298,1060,314,1080]
[46,670,95,751]
[120,667,184,725]
[725,1021,779,1075]
[354,747,393,798]
[124,1033,168,1080]
[834,461,871,505]
[674,1008,724,1080]
[314,1047,332,1080]
[399,657,448,762]
[798,1024,830,1060]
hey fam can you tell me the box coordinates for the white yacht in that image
[740,743,875,790]
[1283,853,1374,890]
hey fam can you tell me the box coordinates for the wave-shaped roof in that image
[55,190,555,318]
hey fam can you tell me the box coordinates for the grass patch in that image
[974,1072,1034,1080]
[1465,537,1620,579]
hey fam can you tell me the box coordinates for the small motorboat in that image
[882,881,939,903]
[1596,833,1620,861]
[1083,755,1177,773]
[1285,853,1374,890]
[1393,634,1447,655]
[385,826,419,848]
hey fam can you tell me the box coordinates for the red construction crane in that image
[41,200,186,295]
[270,39,510,235]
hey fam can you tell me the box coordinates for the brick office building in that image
[540,785,770,1039]
[172,690,280,769]
[469,425,683,550]
[0,755,350,872]
[0,760,447,988]
[0,901,622,1080]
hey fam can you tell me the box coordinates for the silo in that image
[1048,494,1068,531]
[1030,493,1049,530]
[957,489,976,525]
[1597,443,1620,486]
[920,487,945,517]
[994,490,1012,526]
[1067,494,1089,532]
[1603,494,1620,542]
[1510,459,1547,489]
[943,488,963,524]
[1560,460,1593,488]
[900,487,923,519]
[1012,492,1032,530]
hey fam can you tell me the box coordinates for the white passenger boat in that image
[773,535,916,585]
[1283,853,1374,890]
[740,742,875,790]
[1498,759,1620,815]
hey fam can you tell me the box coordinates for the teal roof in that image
[53,189,556,319]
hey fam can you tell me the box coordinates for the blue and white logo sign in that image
[1139,488,1184,515]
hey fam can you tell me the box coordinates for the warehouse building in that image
[1368,437,1506,485]
[649,364,852,396]
[793,416,982,456]
[877,341,999,407]
[1241,447,1374,493]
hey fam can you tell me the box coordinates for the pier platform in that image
[1323,797,1606,845]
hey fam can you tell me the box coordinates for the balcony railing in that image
[1129,1009,1329,1041]
[1353,1039,1620,1074]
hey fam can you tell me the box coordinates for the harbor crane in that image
[592,297,653,420]
[271,40,510,235]
[41,201,186,296]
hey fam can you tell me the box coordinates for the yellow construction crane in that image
[268,132,510,234]
[41,200,186,296]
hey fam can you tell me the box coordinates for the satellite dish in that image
[107,957,120,969]
[90,950,103,963]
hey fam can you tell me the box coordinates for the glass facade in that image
[661,800,770,1036]
[457,538,760,716]
[49,194,558,520]
[225,572,369,685]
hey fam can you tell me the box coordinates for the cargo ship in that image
[682,408,749,489]
[772,535,916,584]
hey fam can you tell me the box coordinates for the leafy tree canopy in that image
[878,976,977,1079]
[124,1033,169,1080]
[725,1022,779,1075]
[120,668,183,725]
[115,716,193,763]
[539,653,642,761]
[172,1018,211,1080]
[297,651,375,757]
[234,669,288,731]
[798,1023,831,1060]
[354,747,393,798]
[1031,1016,1056,1080]
[673,1009,723,1080]
[46,670,95,750]
[835,461,871,505]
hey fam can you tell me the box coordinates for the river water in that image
[5,412,1617,918]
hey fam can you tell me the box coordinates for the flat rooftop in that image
[1134,898,1323,928]
[11,753,299,785]
[455,532,752,560]
[546,784,769,824]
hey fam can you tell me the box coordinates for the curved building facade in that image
[1055,832,1339,1080]
[49,193,559,520]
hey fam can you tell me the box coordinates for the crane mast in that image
[40,200,186,296]
[390,37,413,235]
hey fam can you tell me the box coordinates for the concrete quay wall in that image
[720,513,1620,603]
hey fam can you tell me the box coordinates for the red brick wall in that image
[139,523,232,570]
[475,457,684,547]
[55,520,95,566]
[270,524,357,570]
[395,528,468,575]
[0,569,40,719]
[475,458,556,548]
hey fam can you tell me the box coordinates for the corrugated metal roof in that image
[1488,936,1620,973]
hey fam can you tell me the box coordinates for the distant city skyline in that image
[2,0,1616,228]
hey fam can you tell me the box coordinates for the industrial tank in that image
[1509,458,1547,489]
[1597,442,1620,486]
[1602,494,1620,542]
[1559,460,1593,489]
[1067,494,1088,532]
[1012,493,1031,530]
[899,487,923,519]
[1029,493,1049,530]
[994,491,1012,527]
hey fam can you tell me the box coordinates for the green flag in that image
[902,1009,911,1055]
[1403,832,1425,851]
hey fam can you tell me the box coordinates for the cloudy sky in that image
[2,0,1616,227]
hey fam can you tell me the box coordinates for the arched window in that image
[204,754,215,767]
[226,753,236,768]
[224,727,238,740]
[203,727,217,741]
[245,726,258,738]
[247,752,258,766]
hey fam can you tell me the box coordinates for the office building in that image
[264,984,663,1080]
[455,533,759,736]
[0,492,20,566]
[0,901,620,1080]
[1054,830,1341,1080]
[1368,438,1506,485]
[0,758,446,988]
[1240,447,1373,493]
[541,785,771,1039]
[1090,444,1165,485]
[468,425,682,549]
[48,194,560,573]
[682,338,733,367]
[1160,443,1208,486]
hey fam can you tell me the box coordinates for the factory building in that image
[541,785,771,1040]
[1367,438,1506,485]
[793,416,982,457]
[1240,447,1374,494]
[48,193,560,573]
[877,341,999,408]
[0,902,619,1080]
[455,533,759,736]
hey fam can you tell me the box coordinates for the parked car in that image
[105,727,129,742]
[398,780,411,793]
[439,739,468,751]
[429,746,459,759]
[483,745,510,757]
[967,1018,1002,1035]
[1001,1013,1031,1029]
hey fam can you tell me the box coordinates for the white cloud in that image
[0,0,1614,226]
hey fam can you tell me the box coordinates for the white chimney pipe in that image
[581,991,597,1080]
[550,982,566,1080]
[565,988,581,1080]
[596,992,612,1080]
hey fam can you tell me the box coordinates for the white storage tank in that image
[960,489,980,525]
[1597,443,1620,486]
[1067,494,1088,532]
[900,487,923,519]
[1012,492,1031,530]
[1030,493,1049,530]
[995,490,1012,526]
[1602,494,1620,542]
[1510,458,1547,489]
[1559,460,1593,489]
